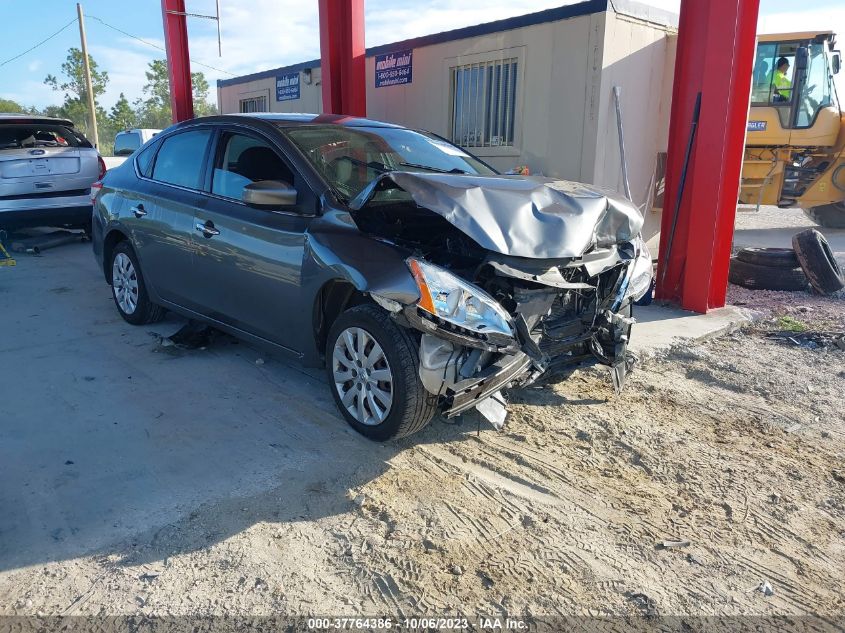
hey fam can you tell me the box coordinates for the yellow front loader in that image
[740,31,845,227]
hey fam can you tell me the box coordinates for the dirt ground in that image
[2,286,843,621]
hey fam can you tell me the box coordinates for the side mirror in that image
[242,180,297,207]
[795,46,809,71]
[833,51,841,75]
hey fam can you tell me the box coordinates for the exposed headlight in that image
[407,258,514,338]
[624,238,653,302]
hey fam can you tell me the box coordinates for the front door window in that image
[211,132,295,201]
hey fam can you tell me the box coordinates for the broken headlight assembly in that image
[623,238,653,302]
[407,257,514,338]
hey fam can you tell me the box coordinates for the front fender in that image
[302,209,420,305]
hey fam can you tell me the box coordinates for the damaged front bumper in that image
[412,303,635,427]
[387,239,651,429]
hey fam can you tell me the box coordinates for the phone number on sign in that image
[376,67,411,80]
[307,617,471,630]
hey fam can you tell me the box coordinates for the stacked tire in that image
[729,247,808,291]
[729,230,844,294]
[792,229,845,295]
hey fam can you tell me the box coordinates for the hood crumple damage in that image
[349,172,644,259]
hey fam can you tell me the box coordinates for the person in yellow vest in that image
[772,57,792,102]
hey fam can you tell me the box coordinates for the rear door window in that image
[151,129,211,190]
[135,140,158,178]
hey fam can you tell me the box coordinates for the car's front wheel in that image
[110,241,165,325]
[326,305,436,441]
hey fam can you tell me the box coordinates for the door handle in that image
[130,204,147,218]
[195,221,220,237]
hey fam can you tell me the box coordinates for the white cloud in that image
[26,59,42,73]
[182,0,321,83]
[181,0,628,86]
[364,1,569,48]
[4,79,61,109]
[91,39,161,107]
[26,0,842,114]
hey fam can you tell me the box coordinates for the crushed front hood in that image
[349,172,644,259]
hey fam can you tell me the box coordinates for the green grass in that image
[776,315,808,332]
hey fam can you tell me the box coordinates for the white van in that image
[113,129,161,156]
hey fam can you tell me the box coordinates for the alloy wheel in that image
[332,327,394,426]
[112,252,139,315]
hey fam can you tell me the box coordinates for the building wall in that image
[589,13,677,239]
[217,68,323,115]
[217,8,677,225]
[361,12,604,181]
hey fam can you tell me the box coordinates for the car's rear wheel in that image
[326,305,436,441]
[110,241,165,325]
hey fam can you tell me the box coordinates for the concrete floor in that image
[629,303,748,357]
[0,206,828,572]
[0,241,389,572]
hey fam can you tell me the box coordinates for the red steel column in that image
[655,0,759,312]
[161,0,194,122]
[318,0,366,116]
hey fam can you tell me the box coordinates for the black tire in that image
[109,241,166,325]
[792,229,845,294]
[803,203,845,229]
[728,257,809,291]
[326,304,436,441]
[736,247,799,269]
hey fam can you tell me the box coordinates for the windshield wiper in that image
[397,162,466,174]
[337,155,391,173]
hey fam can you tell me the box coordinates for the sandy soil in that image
[2,301,843,621]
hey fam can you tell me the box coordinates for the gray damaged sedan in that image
[92,114,652,440]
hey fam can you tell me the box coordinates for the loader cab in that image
[749,33,840,145]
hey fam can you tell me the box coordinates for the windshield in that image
[114,132,141,156]
[283,124,496,201]
[0,123,89,150]
[796,42,838,127]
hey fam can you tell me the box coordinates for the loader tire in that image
[791,229,845,295]
[803,203,845,229]
[728,257,809,291]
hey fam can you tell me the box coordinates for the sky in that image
[0,0,843,111]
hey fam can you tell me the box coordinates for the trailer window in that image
[450,58,519,149]
[239,96,267,113]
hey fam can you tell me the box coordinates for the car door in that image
[190,127,317,354]
[130,128,212,311]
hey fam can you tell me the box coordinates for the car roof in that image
[117,128,160,134]
[185,113,405,129]
[0,113,76,127]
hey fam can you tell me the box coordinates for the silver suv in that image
[0,114,104,231]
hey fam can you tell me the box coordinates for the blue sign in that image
[747,120,767,132]
[276,73,300,101]
[375,49,413,88]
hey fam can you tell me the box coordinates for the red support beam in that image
[655,0,760,312]
[318,0,366,116]
[161,0,194,123]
